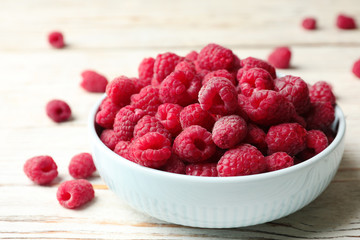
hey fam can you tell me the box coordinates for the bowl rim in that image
[89,94,346,184]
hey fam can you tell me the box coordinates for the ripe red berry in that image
[302,17,317,30]
[238,57,277,79]
[130,86,162,116]
[197,43,235,71]
[100,129,120,151]
[309,81,336,105]
[179,103,215,131]
[133,115,172,140]
[186,163,218,177]
[24,155,58,185]
[152,52,182,86]
[352,59,360,78]
[265,152,294,172]
[238,68,274,96]
[161,154,186,174]
[106,76,138,106]
[80,70,108,93]
[155,103,183,137]
[268,47,292,69]
[336,14,357,30]
[114,141,134,161]
[138,57,155,88]
[56,179,95,209]
[113,105,146,141]
[46,99,72,123]
[212,115,247,149]
[48,31,65,48]
[69,153,96,179]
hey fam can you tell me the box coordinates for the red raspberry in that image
[138,57,155,87]
[134,115,172,140]
[352,59,360,78]
[324,128,336,145]
[152,52,182,86]
[202,69,236,86]
[266,123,307,156]
[173,125,216,163]
[100,129,119,150]
[268,47,292,69]
[114,141,134,161]
[238,68,274,96]
[198,77,238,115]
[46,99,72,123]
[336,14,357,29]
[95,97,122,129]
[69,153,96,179]
[197,43,235,71]
[212,115,247,149]
[23,155,58,185]
[239,90,295,126]
[48,31,65,48]
[186,163,218,177]
[309,81,336,105]
[130,86,162,115]
[298,130,329,160]
[217,144,266,177]
[244,123,267,154]
[80,70,108,93]
[159,70,201,106]
[56,179,94,209]
[155,103,183,137]
[106,76,138,106]
[302,17,317,30]
[185,51,198,62]
[174,60,197,79]
[113,105,146,141]
[161,154,186,174]
[179,103,215,131]
[306,101,335,130]
[130,132,172,168]
[274,75,311,114]
[238,57,277,79]
[265,152,294,172]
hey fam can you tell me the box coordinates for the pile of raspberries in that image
[96,43,337,177]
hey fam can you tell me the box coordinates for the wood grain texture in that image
[1,0,360,239]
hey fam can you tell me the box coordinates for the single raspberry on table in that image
[48,31,65,48]
[69,153,96,179]
[238,57,277,79]
[138,57,155,88]
[80,70,108,93]
[46,99,72,123]
[297,130,329,160]
[106,76,138,106]
[179,103,215,131]
[336,14,357,29]
[130,86,162,116]
[159,70,201,106]
[302,17,317,30]
[212,115,247,149]
[95,97,122,129]
[202,69,236,86]
[161,154,186,174]
[133,115,172,140]
[306,101,335,131]
[100,129,120,150]
[114,140,134,161]
[265,152,294,172]
[197,43,235,71]
[217,144,266,177]
[155,103,183,137]
[185,51,198,62]
[173,125,216,163]
[352,59,360,78]
[56,179,94,209]
[274,75,310,115]
[130,132,172,168]
[152,52,182,86]
[309,81,336,105]
[186,163,218,177]
[24,155,58,185]
[113,105,146,141]
[244,123,267,154]
[238,68,274,96]
[266,123,307,156]
[198,77,238,115]
[268,47,292,69]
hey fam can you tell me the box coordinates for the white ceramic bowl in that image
[89,95,346,228]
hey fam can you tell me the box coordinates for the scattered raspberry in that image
[306,101,335,130]
[80,70,108,93]
[161,154,186,174]
[202,69,236,86]
[298,130,329,160]
[46,99,72,123]
[244,123,267,154]
[106,76,138,106]
[138,57,155,88]
[302,17,317,30]
[212,115,247,149]
[197,43,235,71]
[217,144,266,177]
[130,132,172,168]
[69,153,96,179]
[179,103,215,131]
[265,152,294,172]
[134,115,172,140]
[100,129,119,150]
[155,103,183,137]
[266,123,307,156]
[56,179,94,209]
[268,47,292,69]
[114,141,134,161]
[238,68,274,96]
[274,75,310,114]
[113,105,146,141]
[238,57,277,79]
[130,86,162,115]
[352,59,360,78]
[95,97,122,129]
[159,70,201,106]
[185,51,198,62]
[173,125,216,163]
[198,77,238,115]
[24,155,58,185]
[186,163,218,177]
[152,52,182,86]
[336,14,357,30]
[309,81,336,105]
[48,31,65,48]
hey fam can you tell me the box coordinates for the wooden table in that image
[1,0,360,239]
